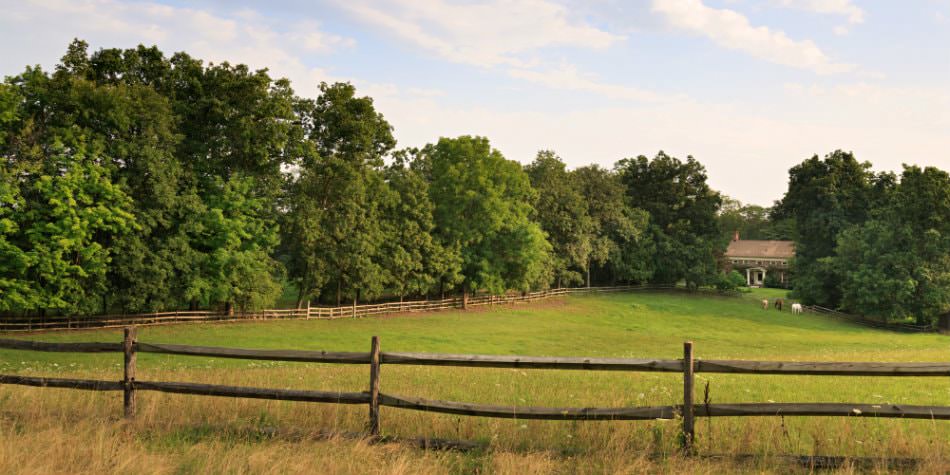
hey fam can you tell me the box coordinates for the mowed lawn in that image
[0,291,948,474]
[4,289,945,366]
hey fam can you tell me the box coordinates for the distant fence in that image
[0,284,722,332]
[0,332,947,452]
[805,305,936,333]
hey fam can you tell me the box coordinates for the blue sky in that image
[2,0,948,205]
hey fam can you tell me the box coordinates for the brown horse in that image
[774,298,784,311]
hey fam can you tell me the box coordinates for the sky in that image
[1,0,949,205]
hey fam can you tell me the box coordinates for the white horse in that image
[791,303,803,314]
[761,299,769,310]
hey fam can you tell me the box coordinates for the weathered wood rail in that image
[0,333,947,452]
[804,305,935,333]
[0,284,688,332]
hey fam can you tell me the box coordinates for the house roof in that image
[725,240,795,259]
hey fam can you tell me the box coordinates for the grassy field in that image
[0,291,948,474]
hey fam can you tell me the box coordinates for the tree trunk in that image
[586,262,591,288]
[295,283,306,310]
[337,277,342,306]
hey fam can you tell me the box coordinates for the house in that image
[724,232,795,287]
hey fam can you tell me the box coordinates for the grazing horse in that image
[774,298,784,311]
[761,299,769,310]
[791,303,803,314]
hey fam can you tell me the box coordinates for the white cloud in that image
[5,0,948,207]
[336,0,666,104]
[777,0,865,24]
[508,63,672,102]
[652,0,855,74]
[337,0,623,68]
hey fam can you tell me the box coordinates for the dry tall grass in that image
[1,365,947,474]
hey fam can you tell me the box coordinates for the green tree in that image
[773,150,884,307]
[718,197,771,241]
[188,176,283,312]
[525,151,592,288]
[1,143,136,314]
[380,158,443,301]
[425,136,550,295]
[572,165,651,286]
[836,166,950,325]
[287,82,395,305]
[18,41,294,312]
[615,152,722,288]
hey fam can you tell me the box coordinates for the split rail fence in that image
[0,332,948,451]
[804,305,935,333]
[0,285,686,332]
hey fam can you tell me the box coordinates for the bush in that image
[764,272,785,289]
[715,270,747,292]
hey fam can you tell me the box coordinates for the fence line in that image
[0,284,695,332]
[0,333,947,452]
[804,305,935,333]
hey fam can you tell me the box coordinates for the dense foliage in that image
[0,41,727,315]
[774,152,950,325]
[5,41,945,325]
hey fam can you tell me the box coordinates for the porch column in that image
[762,269,767,285]
[745,268,751,286]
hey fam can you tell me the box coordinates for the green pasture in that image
[1,290,947,459]
[1,290,945,394]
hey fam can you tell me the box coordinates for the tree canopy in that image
[6,40,946,326]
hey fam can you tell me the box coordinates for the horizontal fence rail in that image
[0,332,948,453]
[3,339,947,376]
[804,305,935,333]
[0,284,697,332]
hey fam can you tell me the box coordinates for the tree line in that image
[0,41,726,316]
[773,151,950,325]
[2,41,947,326]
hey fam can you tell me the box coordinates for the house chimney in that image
[733,230,740,242]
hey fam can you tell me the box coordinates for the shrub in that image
[715,270,747,292]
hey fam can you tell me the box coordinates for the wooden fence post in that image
[682,340,695,453]
[368,336,381,438]
[306,300,311,320]
[123,327,137,419]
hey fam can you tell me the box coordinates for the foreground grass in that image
[0,291,948,474]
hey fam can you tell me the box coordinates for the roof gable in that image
[725,240,795,259]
